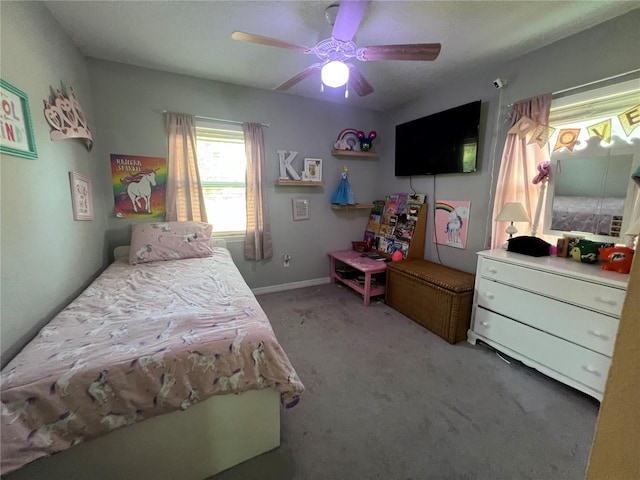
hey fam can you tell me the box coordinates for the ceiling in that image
[44,1,639,112]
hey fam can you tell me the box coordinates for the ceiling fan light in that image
[321,61,349,88]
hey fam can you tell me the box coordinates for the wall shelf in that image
[331,149,377,158]
[331,203,374,210]
[275,179,325,186]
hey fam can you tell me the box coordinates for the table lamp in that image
[496,202,530,248]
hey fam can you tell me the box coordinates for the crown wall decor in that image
[43,86,93,151]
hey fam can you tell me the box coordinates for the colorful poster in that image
[433,200,471,249]
[110,154,167,218]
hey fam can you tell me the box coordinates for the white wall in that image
[0,2,109,365]
[378,9,640,274]
[86,60,381,289]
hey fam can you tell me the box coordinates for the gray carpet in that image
[212,283,599,480]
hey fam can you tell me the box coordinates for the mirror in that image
[544,137,640,244]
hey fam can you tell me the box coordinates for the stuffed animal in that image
[532,161,550,184]
[599,246,634,274]
[357,130,377,151]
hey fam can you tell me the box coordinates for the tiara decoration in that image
[43,86,93,151]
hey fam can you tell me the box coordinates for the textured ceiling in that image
[44,1,640,112]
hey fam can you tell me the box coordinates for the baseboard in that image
[252,277,330,295]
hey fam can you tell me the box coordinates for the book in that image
[408,194,426,205]
[372,200,385,214]
[384,202,398,215]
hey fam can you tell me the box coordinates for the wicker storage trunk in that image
[385,260,475,344]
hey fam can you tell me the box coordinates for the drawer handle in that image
[588,329,610,341]
[487,267,498,274]
[485,292,495,300]
[583,365,602,377]
[595,296,617,306]
[480,321,490,327]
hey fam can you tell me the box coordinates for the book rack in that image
[363,194,427,260]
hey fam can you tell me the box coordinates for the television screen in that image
[395,100,481,176]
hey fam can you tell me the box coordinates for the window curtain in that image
[491,94,553,249]
[243,123,273,260]
[165,112,208,222]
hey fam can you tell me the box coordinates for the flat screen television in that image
[395,100,481,176]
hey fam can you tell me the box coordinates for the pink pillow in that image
[129,221,214,264]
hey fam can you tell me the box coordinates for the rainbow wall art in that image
[434,200,471,249]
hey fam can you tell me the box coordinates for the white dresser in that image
[468,249,629,401]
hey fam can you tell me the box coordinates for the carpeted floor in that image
[212,283,600,480]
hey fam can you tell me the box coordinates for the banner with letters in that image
[507,103,640,152]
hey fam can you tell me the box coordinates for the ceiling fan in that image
[231,0,441,97]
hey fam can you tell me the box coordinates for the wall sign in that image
[0,79,38,159]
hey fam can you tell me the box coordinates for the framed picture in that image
[0,79,38,159]
[303,158,322,182]
[69,172,94,220]
[433,200,470,249]
[292,197,309,221]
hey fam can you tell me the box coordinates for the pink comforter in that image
[0,248,304,474]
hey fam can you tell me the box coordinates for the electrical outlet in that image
[284,254,291,267]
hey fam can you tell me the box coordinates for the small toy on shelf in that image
[357,130,377,151]
[331,166,355,205]
[333,128,360,151]
[599,246,634,274]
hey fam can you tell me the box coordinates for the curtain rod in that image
[553,69,640,96]
[162,110,270,128]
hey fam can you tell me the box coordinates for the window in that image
[195,124,247,235]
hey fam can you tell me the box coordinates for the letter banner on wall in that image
[509,103,640,152]
[110,154,167,218]
[618,104,640,137]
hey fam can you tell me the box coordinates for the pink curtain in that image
[491,94,554,249]
[165,113,208,222]
[243,123,273,260]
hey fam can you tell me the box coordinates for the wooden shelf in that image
[275,179,325,186]
[331,149,377,158]
[331,203,374,210]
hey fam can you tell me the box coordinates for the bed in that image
[550,195,625,236]
[1,221,304,479]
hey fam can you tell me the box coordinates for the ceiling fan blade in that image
[332,0,371,42]
[231,31,309,52]
[360,43,442,61]
[347,64,374,97]
[275,64,322,91]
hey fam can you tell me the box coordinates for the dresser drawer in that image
[478,257,625,317]
[476,277,618,356]
[473,308,611,394]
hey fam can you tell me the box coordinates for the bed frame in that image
[6,240,282,480]
[7,389,280,480]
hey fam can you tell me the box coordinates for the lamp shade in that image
[496,202,530,223]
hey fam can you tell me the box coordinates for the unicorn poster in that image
[434,200,471,249]
[110,154,166,218]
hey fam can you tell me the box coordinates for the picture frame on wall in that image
[69,171,94,221]
[292,197,310,221]
[303,158,322,182]
[0,79,38,159]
